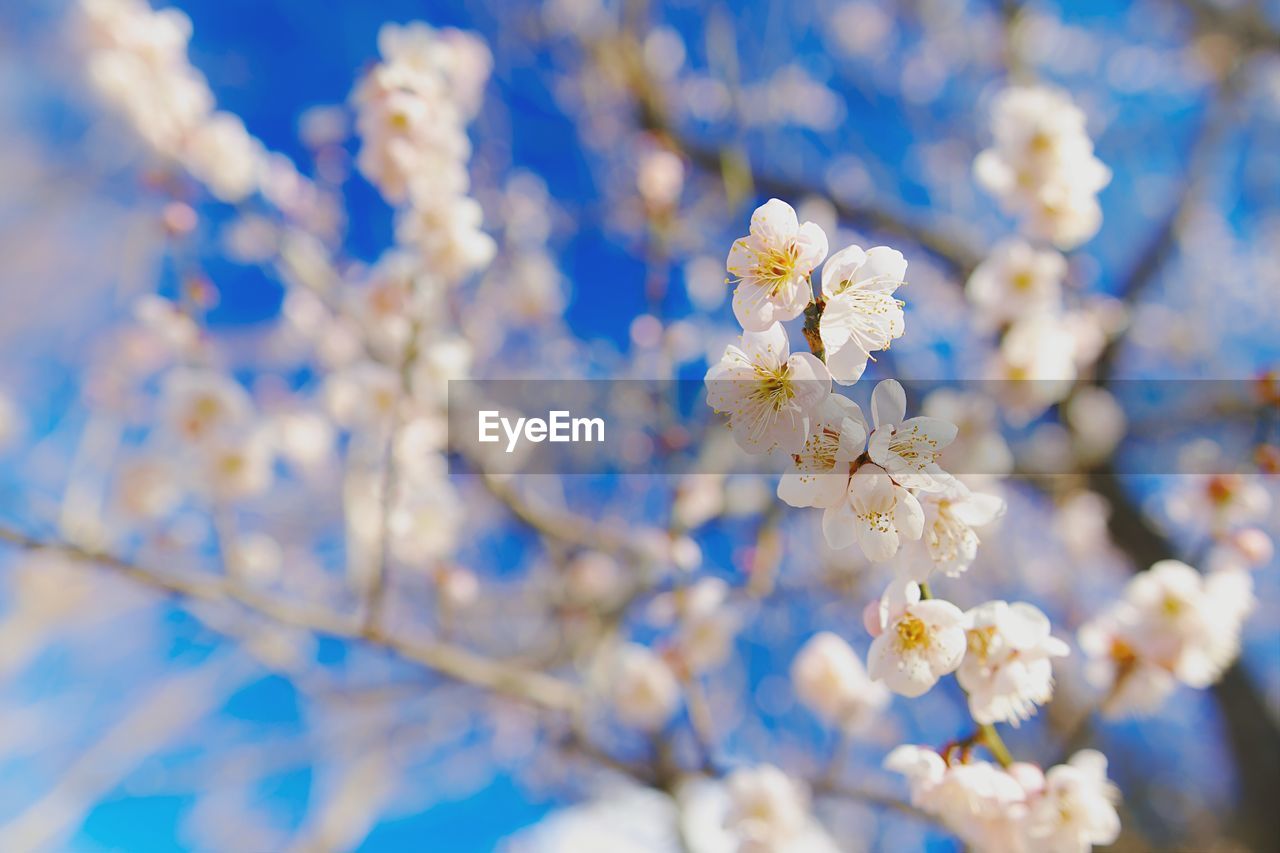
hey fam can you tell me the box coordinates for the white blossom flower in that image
[974,86,1111,249]
[817,244,907,384]
[723,764,811,852]
[611,643,680,731]
[726,199,828,332]
[966,239,1065,328]
[705,322,831,455]
[867,581,966,697]
[866,379,957,492]
[776,394,866,510]
[161,369,253,444]
[791,631,889,730]
[821,465,924,559]
[1168,473,1271,535]
[388,478,462,564]
[183,111,263,202]
[200,427,274,501]
[920,483,1006,577]
[1078,560,1254,716]
[655,577,740,673]
[958,601,1070,726]
[1024,750,1121,852]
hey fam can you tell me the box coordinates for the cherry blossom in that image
[611,643,681,731]
[817,244,907,384]
[821,466,924,559]
[958,601,1069,726]
[790,631,889,730]
[776,394,867,510]
[866,379,958,493]
[919,483,1006,577]
[726,199,828,332]
[866,581,966,697]
[705,322,831,455]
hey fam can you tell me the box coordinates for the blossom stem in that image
[979,723,1013,768]
[918,581,933,600]
[801,295,825,361]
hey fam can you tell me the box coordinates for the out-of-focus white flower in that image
[723,764,811,852]
[958,601,1069,726]
[705,322,831,455]
[228,531,283,584]
[726,199,828,332]
[394,195,496,281]
[867,581,966,697]
[822,465,924,559]
[437,565,480,609]
[1168,473,1271,535]
[791,631,889,729]
[323,361,401,432]
[183,111,263,202]
[652,577,740,673]
[389,477,462,565]
[777,395,866,510]
[974,86,1111,249]
[817,245,907,384]
[564,551,627,607]
[924,389,1014,479]
[271,410,335,473]
[1024,750,1121,852]
[966,239,1065,328]
[919,483,1006,577]
[612,643,680,731]
[990,314,1078,421]
[201,428,275,501]
[637,148,685,209]
[1079,560,1254,716]
[866,379,957,493]
[162,368,253,444]
[115,456,182,519]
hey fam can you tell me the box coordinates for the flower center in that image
[749,364,795,412]
[896,614,930,651]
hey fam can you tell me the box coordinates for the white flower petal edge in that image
[819,245,907,385]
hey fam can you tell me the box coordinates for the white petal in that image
[857,246,907,292]
[750,198,799,243]
[732,281,778,332]
[820,244,867,298]
[822,498,858,550]
[871,379,907,430]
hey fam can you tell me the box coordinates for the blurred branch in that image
[0,652,240,851]
[0,526,583,714]
[1175,0,1280,54]
[605,21,984,278]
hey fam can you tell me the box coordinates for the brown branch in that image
[0,525,583,714]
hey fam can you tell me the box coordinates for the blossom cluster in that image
[1079,559,1255,717]
[352,22,496,280]
[968,86,1120,421]
[687,198,1120,850]
[975,85,1112,250]
[887,745,1121,853]
[76,0,323,221]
